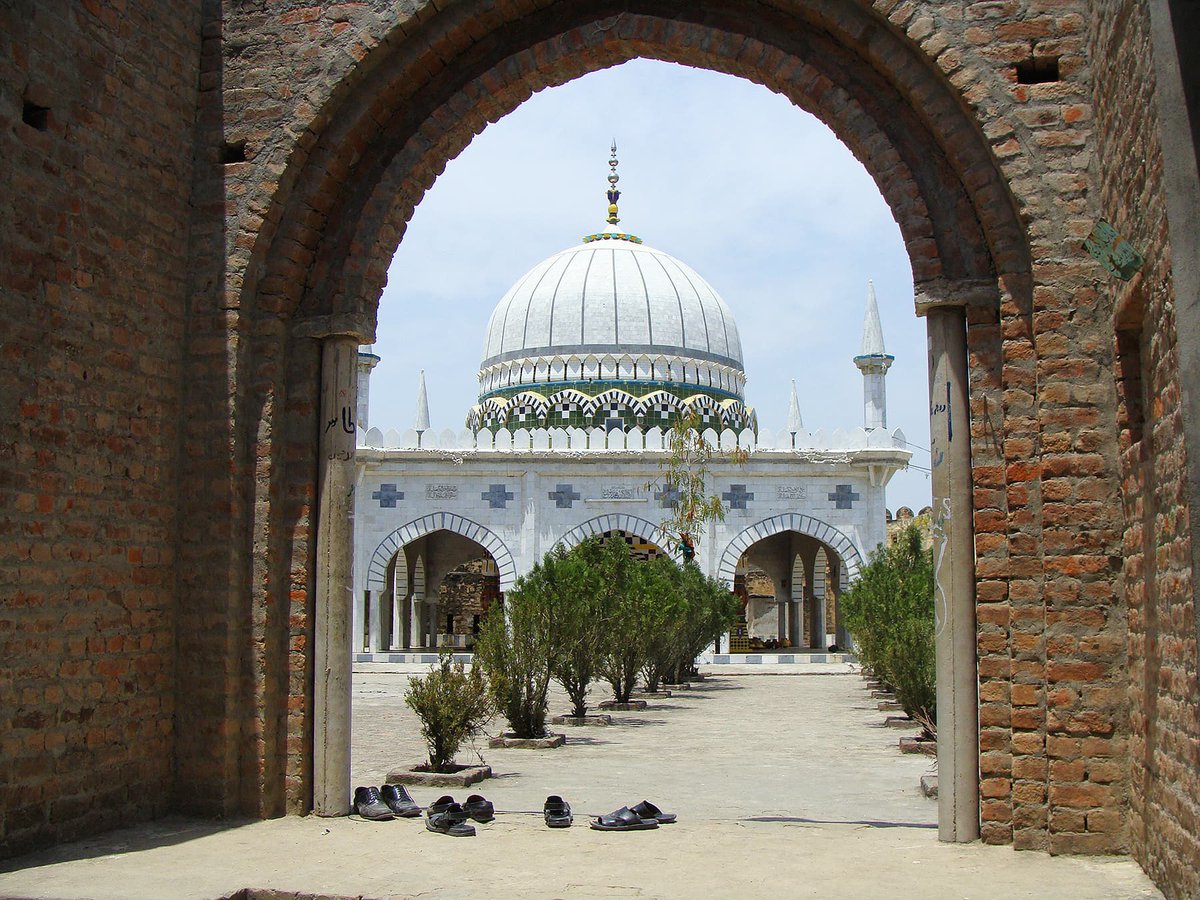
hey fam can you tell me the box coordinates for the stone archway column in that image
[367,589,383,652]
[409,593,423,648]
[390,574,402,651]
[311,331,361,817]
[924,300,980,843]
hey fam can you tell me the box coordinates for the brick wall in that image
[0,2,200,855]
[218,0,1129,856]
[3,2,1198,895]
[1088,3,1200,895]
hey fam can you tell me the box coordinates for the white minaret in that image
[853,282,894,430]
[356,345,380,430]
[786,379,803,448]
[414,369,430,448]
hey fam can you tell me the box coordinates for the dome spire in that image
[787,379,803,439]
[606,140,620,225]
[582,142,642,244]
[414,369,430,447]
[860,280,887,356]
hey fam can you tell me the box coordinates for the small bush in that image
[840,523,936,724]
[473,575,555,738]
[404,650,494,772]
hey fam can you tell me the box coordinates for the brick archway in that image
[365,514,517,591]
[718,514,865,585]
[209,0,1121,854]
[243,0,1024,832]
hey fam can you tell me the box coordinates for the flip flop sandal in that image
[426,802,476,837]
[630,799,677,824]
[590,806,659,831]
[544,795,573,828]
[464,793,495,823]
[426,794,456,816]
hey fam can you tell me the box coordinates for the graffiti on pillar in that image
[930,496,951,637]
[326,405,355,434]
[929,381,951,469]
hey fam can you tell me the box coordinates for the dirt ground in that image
[0,664,1161,899]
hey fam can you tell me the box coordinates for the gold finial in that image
[606,140,620,225]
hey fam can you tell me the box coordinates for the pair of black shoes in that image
[425,794,494,837]
[353,784,420,820]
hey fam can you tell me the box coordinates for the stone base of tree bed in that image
[884,715,915,728]
[898,737,936,755]
[877,699,903,711]
[598,699,648,711]
[487,733,566,749]
[920,774,939,798]
[550,714,613,726]
[386,762,492,787]
[632,690,672,699]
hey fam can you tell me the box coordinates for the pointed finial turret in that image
[414,369,430,445]
[787,379,803,436]
[854,281,894,431]
[583,142,642,244]
[860,280,887,356]
[606,140,620,225]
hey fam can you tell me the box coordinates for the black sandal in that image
[425,801,476,837]
[630,799,676,824]
[590,806,659,830]
[544,795,573,828]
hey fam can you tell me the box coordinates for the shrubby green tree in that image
[663,561,740,684]
[544,538,611,718]
[472,568,556,738]
[596,537,650,703]
[839,523,936,727]
[403,649,495,772]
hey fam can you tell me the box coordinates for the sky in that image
[371,58,934,513]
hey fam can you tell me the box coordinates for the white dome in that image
[480,237,744,373]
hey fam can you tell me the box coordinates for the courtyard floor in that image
[0,664,1161,899]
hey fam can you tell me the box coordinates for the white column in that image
[353,587,367,653]
[367,589,383,652]
[390,574,402,651]
[410,593,423,649]
[314,335,357,816]
[927,304,980,843]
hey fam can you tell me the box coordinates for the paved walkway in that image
[0,666,1161,899]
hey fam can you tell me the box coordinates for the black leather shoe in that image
[380,783,420,817]
[353,785,395,820]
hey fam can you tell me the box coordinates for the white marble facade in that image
[351,437,908,659]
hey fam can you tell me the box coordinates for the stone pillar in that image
[426,598,440,647]
[926,304,980,843]
[410,593,423,649]
[390,574,402,651]
[313,335,358,817]
[353,587,367,653]
[834,562,851,649]
[367,589,383,652]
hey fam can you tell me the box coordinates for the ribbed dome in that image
[480,238,744,373]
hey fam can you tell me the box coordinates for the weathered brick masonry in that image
[1,1,1197,896]
[1088,2,1200,894]
[1,2,200,854]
